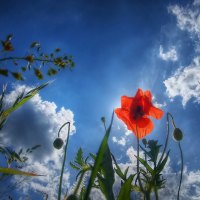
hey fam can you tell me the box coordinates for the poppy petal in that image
[121,96,133,110]
[135,88,143,99]
[134,118,154,139]
[149,106,164,119]
[144,90,152,101]
[115,108,134,130]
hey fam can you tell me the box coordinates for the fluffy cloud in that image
[168,2,200,38]
[159,45,178,61]
[0,84,76,199]
[112,136,126,146]
[164,56,200,106]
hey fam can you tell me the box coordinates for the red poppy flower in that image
[115,88,164,139]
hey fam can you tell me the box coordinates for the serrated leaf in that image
[18,148,23,155]
[75,148,84,166]
[70,162,81,171]
[31,145,41,150]
[89,153,96,161]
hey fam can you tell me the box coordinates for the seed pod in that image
[53,137,64,149]
[173,128,183,141]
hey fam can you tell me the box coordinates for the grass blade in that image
[0,167,43,176]
[84,112,114,200]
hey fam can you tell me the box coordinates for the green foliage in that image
[0,82,48,123]
[0,34,75,80]
[96,145,115,200]
[117,175,134,200]
[0,167,42,176]
[84,112,114,200]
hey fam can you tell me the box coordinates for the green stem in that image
[0,56,55,63]
[177,142,183,200]
[74,171,85,196]
[154,187,158,200]
[58,122,70,200]
[136,124,144,194]
[158,112,175,166]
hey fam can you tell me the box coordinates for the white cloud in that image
[168,3,200,38]
[164,56,200,106]
[152,96,167,108]
[0,84,76,199]
[193,0,200,6]
[112,136,126,146]
[159,45,178,61]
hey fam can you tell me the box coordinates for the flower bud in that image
[53,137,64,149]
[142,138,147,146]
[101,117,106,123]
[173,128,183,142]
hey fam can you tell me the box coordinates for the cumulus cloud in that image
[112,136,126,146]
[159,45,178,61]
[0,84,76,199]
[164,56,200,106]
[168,2,200,38]
[152,96,167,108]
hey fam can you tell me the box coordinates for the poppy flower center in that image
[132,105,144,120]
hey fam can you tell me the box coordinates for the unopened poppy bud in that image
[53,137,64,149]
[173,128,183,141]
[142,138,147,146]
[101,117,106,123]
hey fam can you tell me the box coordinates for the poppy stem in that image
[58,122,70,200]
[136,124,144,194]
[158,112,174,166]
[177,142,183,200]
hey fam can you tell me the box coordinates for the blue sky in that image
[1,0,200,199]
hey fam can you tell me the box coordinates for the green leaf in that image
[0,167,43,176]
[89,153,96,161]
[84,112,114,200]
[30,41,40,48]
[34,68,43,79]
[1,82,48,119]
[70,162,81,171]
[75,148,84,166]
[0,69,8,76]
[117,175,134,200]
[31,145,41,150]
[112,153,127,181]
[6,34,13,41]
[156,150,170,174]
[47,68,58,76]
[135,156,154,175]
[97,145,115,200]
[11,72,23,80]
